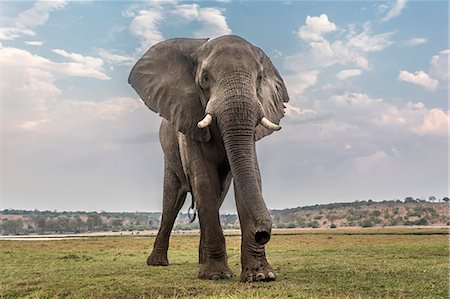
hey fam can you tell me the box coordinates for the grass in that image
[0,228,448,298]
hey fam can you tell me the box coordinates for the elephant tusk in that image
[197,114,213,129]
[260,117,281,131]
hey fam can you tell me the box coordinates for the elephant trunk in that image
[216,96,272,245]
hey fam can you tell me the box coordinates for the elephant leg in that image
[198,173,232,264]
[147,160,187,266]
[234,181,276,282]
[192,172,233,279]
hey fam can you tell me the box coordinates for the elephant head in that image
[129,35,289,245]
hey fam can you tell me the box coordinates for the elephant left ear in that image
[252,46,290,141]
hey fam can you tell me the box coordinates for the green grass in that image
[1,228,448,298]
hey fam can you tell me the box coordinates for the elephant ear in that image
[128,38,210,142]
[253,47,290,141]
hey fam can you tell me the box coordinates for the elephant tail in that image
[188,197,197,223]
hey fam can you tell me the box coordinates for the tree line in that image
[1,197,448,235]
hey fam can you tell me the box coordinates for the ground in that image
[0,228,448,298]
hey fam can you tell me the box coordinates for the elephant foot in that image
[147,250,169,266]
[198,259,234,280]
[240,256,276,282]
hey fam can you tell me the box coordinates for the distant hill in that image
[1,199,448,235]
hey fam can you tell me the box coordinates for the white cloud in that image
[284,70,319,96]
[1,47,110,105]
[283,103,316,117]
[1,0,68,40]
[347,23,394,52]
[129,9,164,55]
[382,0,407,22]
[336,69,362,80]
[404,37,427,47]
[15,0,68,29]
[97,49,135,65]
[194,7,231,38]
[172,4,231,38]
[297,14,336,42]
[25,40,44,46]
[412,109,449,136]
[284,16,394,96]
[429,49,449,86]
[52,49,106,71]
[398,70,439,91]
[0,27,35,40]
[127,2,231,55]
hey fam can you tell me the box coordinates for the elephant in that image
[128,35,289,282]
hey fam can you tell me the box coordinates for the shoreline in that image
[0,225,447,241]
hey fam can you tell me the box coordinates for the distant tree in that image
[330,224,337,229]
[360,219,373,228]
[371,210,381,217]
[1,219,24,235]
[443,197,450,203]
[404,197,416,203]
[307,221,320,228]
[33,215,48,233]
[87,214,103,231]
[112,219,123,228]
[429,196,436,203]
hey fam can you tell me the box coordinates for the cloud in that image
[336,69,362,80]
[126,2,231,55]
[0,27,35,40]
[412,108,449,136]
[398,70,439,91]
[264,91,448,206]
[24,40,44,46]
[382,0,407,22]
[15,0,68,29]
[1,0,68,40]
[284,70,319,96]
[97,49,135,65]
[403,37,427,47]
[1,47,110,103]
[297,14,336,42]
[284,16,394,96]
[193,7,231,38]
[398,49,448,91]
[129,9,164,55]
[172,4,232,38]
[429,49,449,86]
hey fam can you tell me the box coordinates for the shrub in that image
[330,224,337,229]
[307,221,320,228]
[360,219,373,228]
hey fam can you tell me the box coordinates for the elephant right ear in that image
[128,38,210,142]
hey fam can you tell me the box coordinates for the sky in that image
[1,0,448,213]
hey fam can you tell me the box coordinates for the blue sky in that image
[1,0,448,212]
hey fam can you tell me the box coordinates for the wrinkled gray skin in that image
[128,35,289,282]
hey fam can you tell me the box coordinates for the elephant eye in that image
[202,71,209,83]
[256,73,262,86]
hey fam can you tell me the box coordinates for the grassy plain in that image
[1,228,448,298]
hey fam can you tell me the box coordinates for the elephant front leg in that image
[193,175,234,280]
[234,182,276,282]
[148,160,187,266]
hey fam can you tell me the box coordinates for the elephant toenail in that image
[225,273,232,279]
[256,273,265,280]
[268,272,276,280]
[211,274,220,280]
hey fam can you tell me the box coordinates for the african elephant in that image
[128,35,289,282]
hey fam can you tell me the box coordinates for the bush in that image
[360,219,373,228]
[414,218,428,226]
[330,224,337,229]
[307,221,320,228]
[371,210,381,217]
